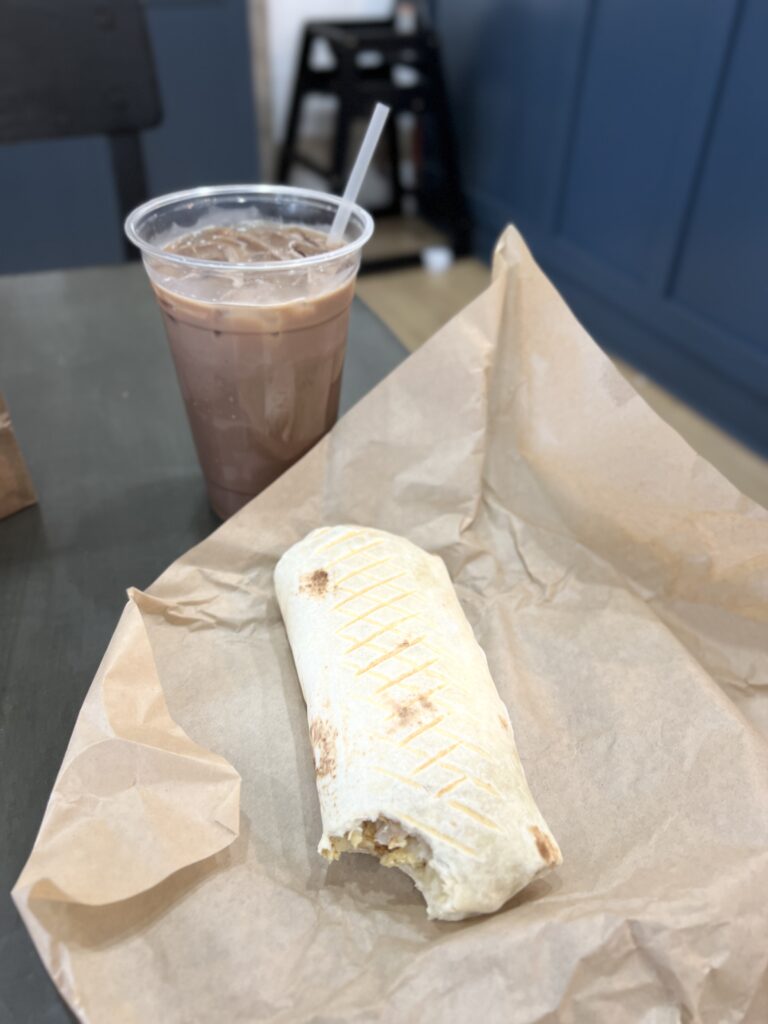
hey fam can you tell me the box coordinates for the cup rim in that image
[124,184,374,273]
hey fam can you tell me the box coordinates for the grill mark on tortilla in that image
[357,638,418,676]
[449,800,501,831]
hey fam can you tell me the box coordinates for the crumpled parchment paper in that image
[13,228,768,1023]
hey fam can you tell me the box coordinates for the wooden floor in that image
[357,259,768,508]
[363,215,449,264]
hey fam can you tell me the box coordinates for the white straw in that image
[328,102,390,243]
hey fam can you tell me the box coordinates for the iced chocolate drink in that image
[153,224,353,518]
[125,187,373,520]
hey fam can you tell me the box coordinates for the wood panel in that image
[556,0,737,283]
[671,0,768,342]
[434,0,768,454]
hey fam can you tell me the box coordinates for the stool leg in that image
[380,110,403,216]
[385,111,403,215]
[330,97,352,194]
[278,29,312,183]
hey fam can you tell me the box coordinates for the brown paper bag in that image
[13,229,768,1023]
[0,393,36,519]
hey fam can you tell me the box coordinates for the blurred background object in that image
[1,0,258,272]
[0,393,36,519]
[430,0,768,458]
[276,1,470,271]
[261,0,388,179]
[0,0,161,261]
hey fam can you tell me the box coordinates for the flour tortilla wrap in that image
[274,525,561,921]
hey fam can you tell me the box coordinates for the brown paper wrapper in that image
[13,229,768,1022]
[0,393,36,519]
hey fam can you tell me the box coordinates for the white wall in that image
[266,0,392,143]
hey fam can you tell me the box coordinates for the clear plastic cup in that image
[125,185,374,518]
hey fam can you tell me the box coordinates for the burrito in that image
[274,525,561,920]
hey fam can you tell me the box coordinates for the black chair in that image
[278,7,470,270]
[0,0,162,260]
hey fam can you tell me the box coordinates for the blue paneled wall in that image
[435,0,768,455]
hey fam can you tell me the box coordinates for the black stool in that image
[278,15,470,271]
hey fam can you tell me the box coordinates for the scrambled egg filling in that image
[328,817,430,869]
[326,816,449,911]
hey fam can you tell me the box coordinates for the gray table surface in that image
[0,263,405,1023]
